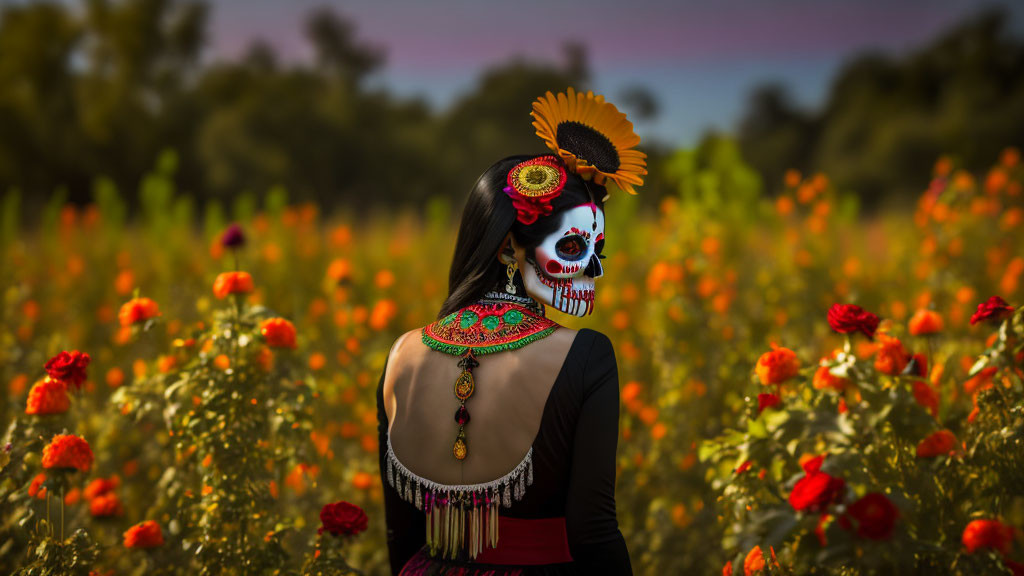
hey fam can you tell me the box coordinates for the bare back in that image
[382,325,578,485]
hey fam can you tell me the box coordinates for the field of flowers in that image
[1,147,1022,575]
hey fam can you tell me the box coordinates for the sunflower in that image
[531,88,647,199]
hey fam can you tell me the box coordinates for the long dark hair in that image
[439,155,605,318]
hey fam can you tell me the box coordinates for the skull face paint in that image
[521,203,605,317]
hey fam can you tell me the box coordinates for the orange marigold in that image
[260,318,297,349]
[212,271,254,299]
[42,434,93,472]
[965,366,999,396]
[28,472,47,499]
[962,519,1015,555]
[874,335,910,376]
[916,430,957,458]
[84,475,121,499]
[118,297,161,327]
[813,365,849,393]
[89,493,124,517]
[755,345,800,386]
[743,545,776,575]
[25,377,70,415]
[908,309,944,336]
[123,520,164,548]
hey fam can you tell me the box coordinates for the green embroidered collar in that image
[422,299,558,356]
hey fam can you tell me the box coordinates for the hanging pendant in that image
[453,429,468,460]
[454,369,474,400]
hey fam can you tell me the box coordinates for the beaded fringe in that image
[385,437,534,560]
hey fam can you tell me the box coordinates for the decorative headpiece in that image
[504,155,567,225]
[531,87,647,200]
[502,88,646,224]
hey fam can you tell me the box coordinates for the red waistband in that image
[472,516,573,565]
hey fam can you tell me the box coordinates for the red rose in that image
[123,520,164,548]
[318,501,368,537]
[970,296,1014,325]
[42,434,93,472]
[757,393,781,414]
[789,456,845,513]
[844,492,898,540]
[827,304,881,340]
[44,350,91,391]
[911,380,939,418]
[962,519,1015,555]
[916,430,957,458]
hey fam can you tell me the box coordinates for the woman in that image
[376,88,645,575]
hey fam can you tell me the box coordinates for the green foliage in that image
[704,309,1024,575]
[111,280,327,574]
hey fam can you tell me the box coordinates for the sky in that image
[200,0,1024,147]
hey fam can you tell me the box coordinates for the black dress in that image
[376,328,633,575]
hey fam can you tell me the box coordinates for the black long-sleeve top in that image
[376,328,633,575]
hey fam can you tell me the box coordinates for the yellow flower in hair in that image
[531,87,647,198]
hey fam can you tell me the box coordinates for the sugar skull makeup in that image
[521,203,605,317]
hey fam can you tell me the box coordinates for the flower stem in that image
[60,485,65,542]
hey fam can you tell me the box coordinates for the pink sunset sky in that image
[200,0,1022,145]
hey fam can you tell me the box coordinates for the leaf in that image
[747,417,768,439]
[165,378,187,399]
[968,356,989,377]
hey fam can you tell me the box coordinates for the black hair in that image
[439,155,606,318]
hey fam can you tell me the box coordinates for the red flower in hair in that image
[504,156,567,225]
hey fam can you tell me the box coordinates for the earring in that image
[505,261,518,295]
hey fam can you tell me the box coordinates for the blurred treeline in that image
[0,1,1022,213]
[739,9,1024,204]
[0,0,650,213]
